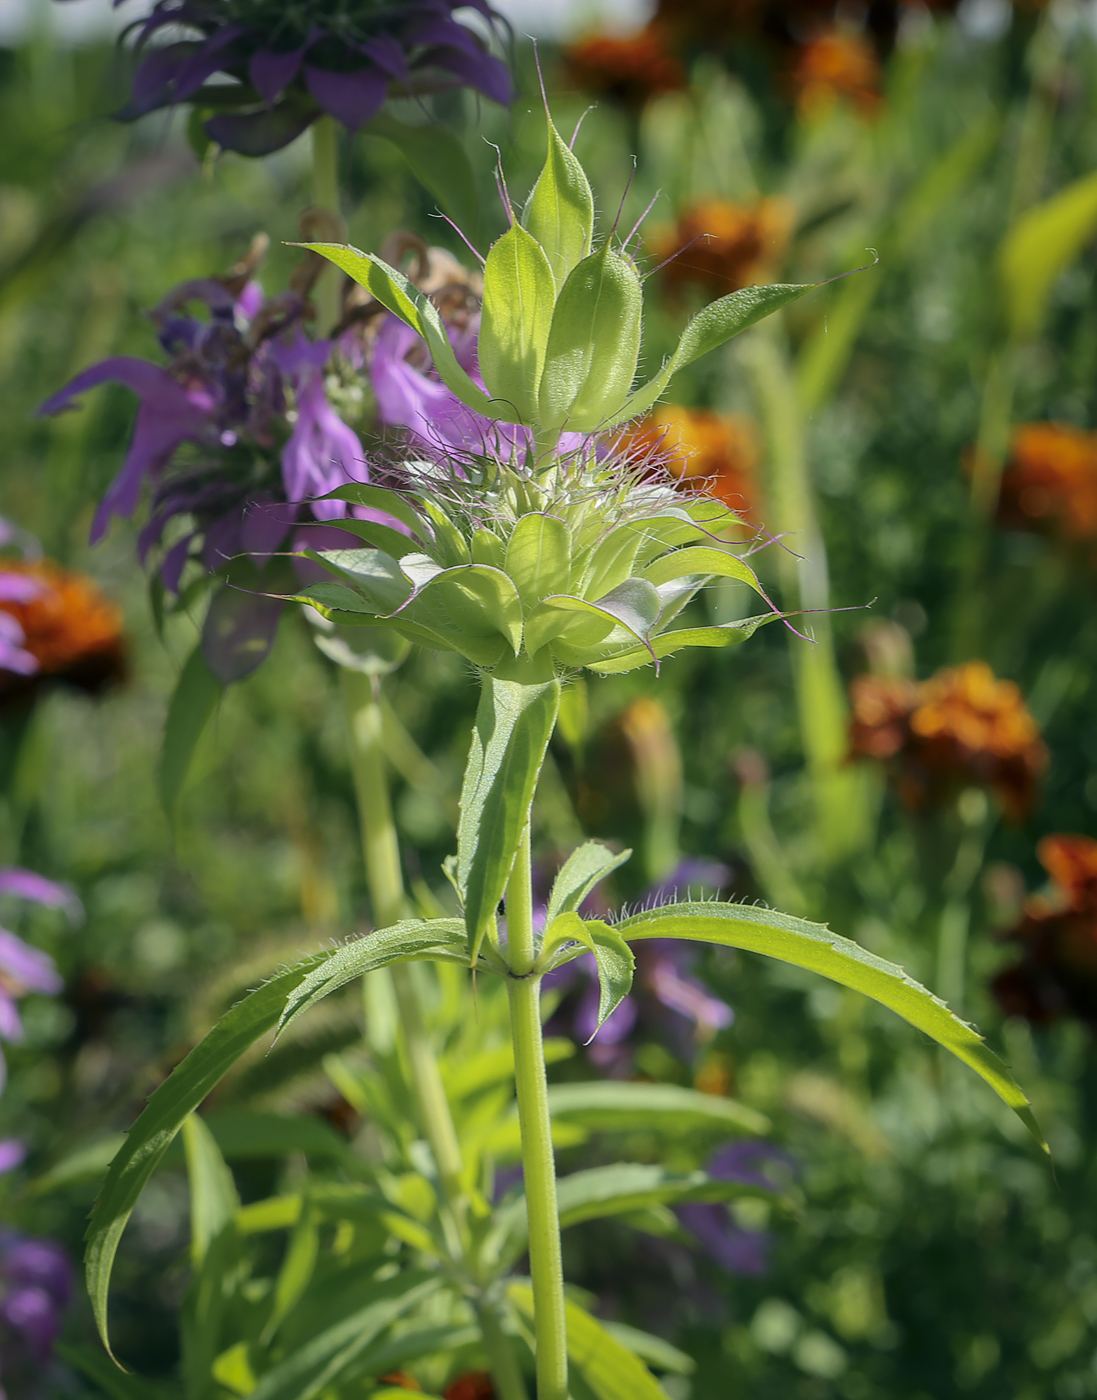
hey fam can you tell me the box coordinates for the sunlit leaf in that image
[545,841,632,925]
[999,170,1097,339]
[545,1080,769,1136]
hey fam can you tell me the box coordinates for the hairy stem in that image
[506,823,568,1400]
[311,115,342,335]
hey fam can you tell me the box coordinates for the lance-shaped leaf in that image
[306,548,413,613]
[247,1274,441,1400]
[527,577,662,658]
[586,614,780,675]
[158,645,222,823]
[543,914,635,1037]
[545,841,632,924]
[509,1284,672,1400]
[505,512,573,612]
[457,678,561,961]
[290,585,458,654]
[300,243,522,424]
[524,112,594,285]
[86,960,324,1359]
[545,1080,769,1136]
[324,517,423,559]
[278,919,470,1035]
[479,223,557,423]
[999,169,1097,340]
[317,482,433,541]
[604,281,817,430]
[615,902,1046,1150]
[538,242,643,432]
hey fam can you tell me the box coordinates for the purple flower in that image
[0,1229,72,1389]
[102,0,512,156]
[38,263,372,682]
[0,867,79,1094]
[676,1141,797,1277]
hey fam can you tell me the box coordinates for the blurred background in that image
[2,0,1097,1397]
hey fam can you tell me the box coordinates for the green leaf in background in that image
[524,111,595,285]
[277,919,470,1035]
[509,1283,672,1400]
[544,840,632,925]
[55,1344,171,1400]
[260,1199,320,1345]
[606,281,817,429]
[999,169,1097,339]
[478,223,557,422]
[181,1113,239,1267]
[158,644,222,823]
[601,1322,693,1377]
[246,1274,441,1400]
[616,903,1046,1149]
[456,678,561,961]
[85,961,320,1360]
[543,913,635,1036]
[368,113,480,235]
[545,1079,769,1136]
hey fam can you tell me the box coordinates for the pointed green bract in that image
[479,223,557,422]
[539,243,643,432]
[524,114,595,285]
[585,614,780,674]
[605,281,817,429]
[615,902,1047,1151]
[505,512,572,610]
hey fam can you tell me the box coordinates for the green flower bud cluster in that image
[289,452,781,679]
[303,110,817,445]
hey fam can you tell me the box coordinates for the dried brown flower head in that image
[626,406,758,517]
[996,422,1097,547]
[0,560,126,699]
[649,198,792,300]
[848,661,1047,820]
[787,29,881,118]
[563,25,686,107]
[992,835,1097,1029]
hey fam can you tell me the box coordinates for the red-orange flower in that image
[0,560,125,699]
[563,24,685,107]
[996,422,1097,545]
[626,407,758,517]
[649,198,792,300]
[445,1374,495,1400]
[848,662,1047,820]
[786,30,881,118]
[992,835,1097,1028]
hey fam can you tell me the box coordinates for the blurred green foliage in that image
[2,9,1097,1399]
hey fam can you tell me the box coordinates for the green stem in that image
[506,823,568,1400]
[311,115,341,336]
[340,669,463,1200]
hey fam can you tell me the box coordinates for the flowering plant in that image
[76,108,1045,1400]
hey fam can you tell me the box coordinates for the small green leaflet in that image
[616,902,1046,1150]
[524,112,595,286]
[456,678,561,962]
[542,914,634,1038]
[545,841,632,925]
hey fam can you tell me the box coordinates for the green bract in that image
[299,111,818,436]
[285,470,781,678]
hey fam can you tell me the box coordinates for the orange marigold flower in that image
[563,24,685,107]
[649,197,792,299]
[0,560,126,699]
[445,1373,495,1400]
[992,834,1097,1028]
[787,29,881,118]
[996,421,1097,545]
[627,406,758,517]
[848,661,1046,820]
